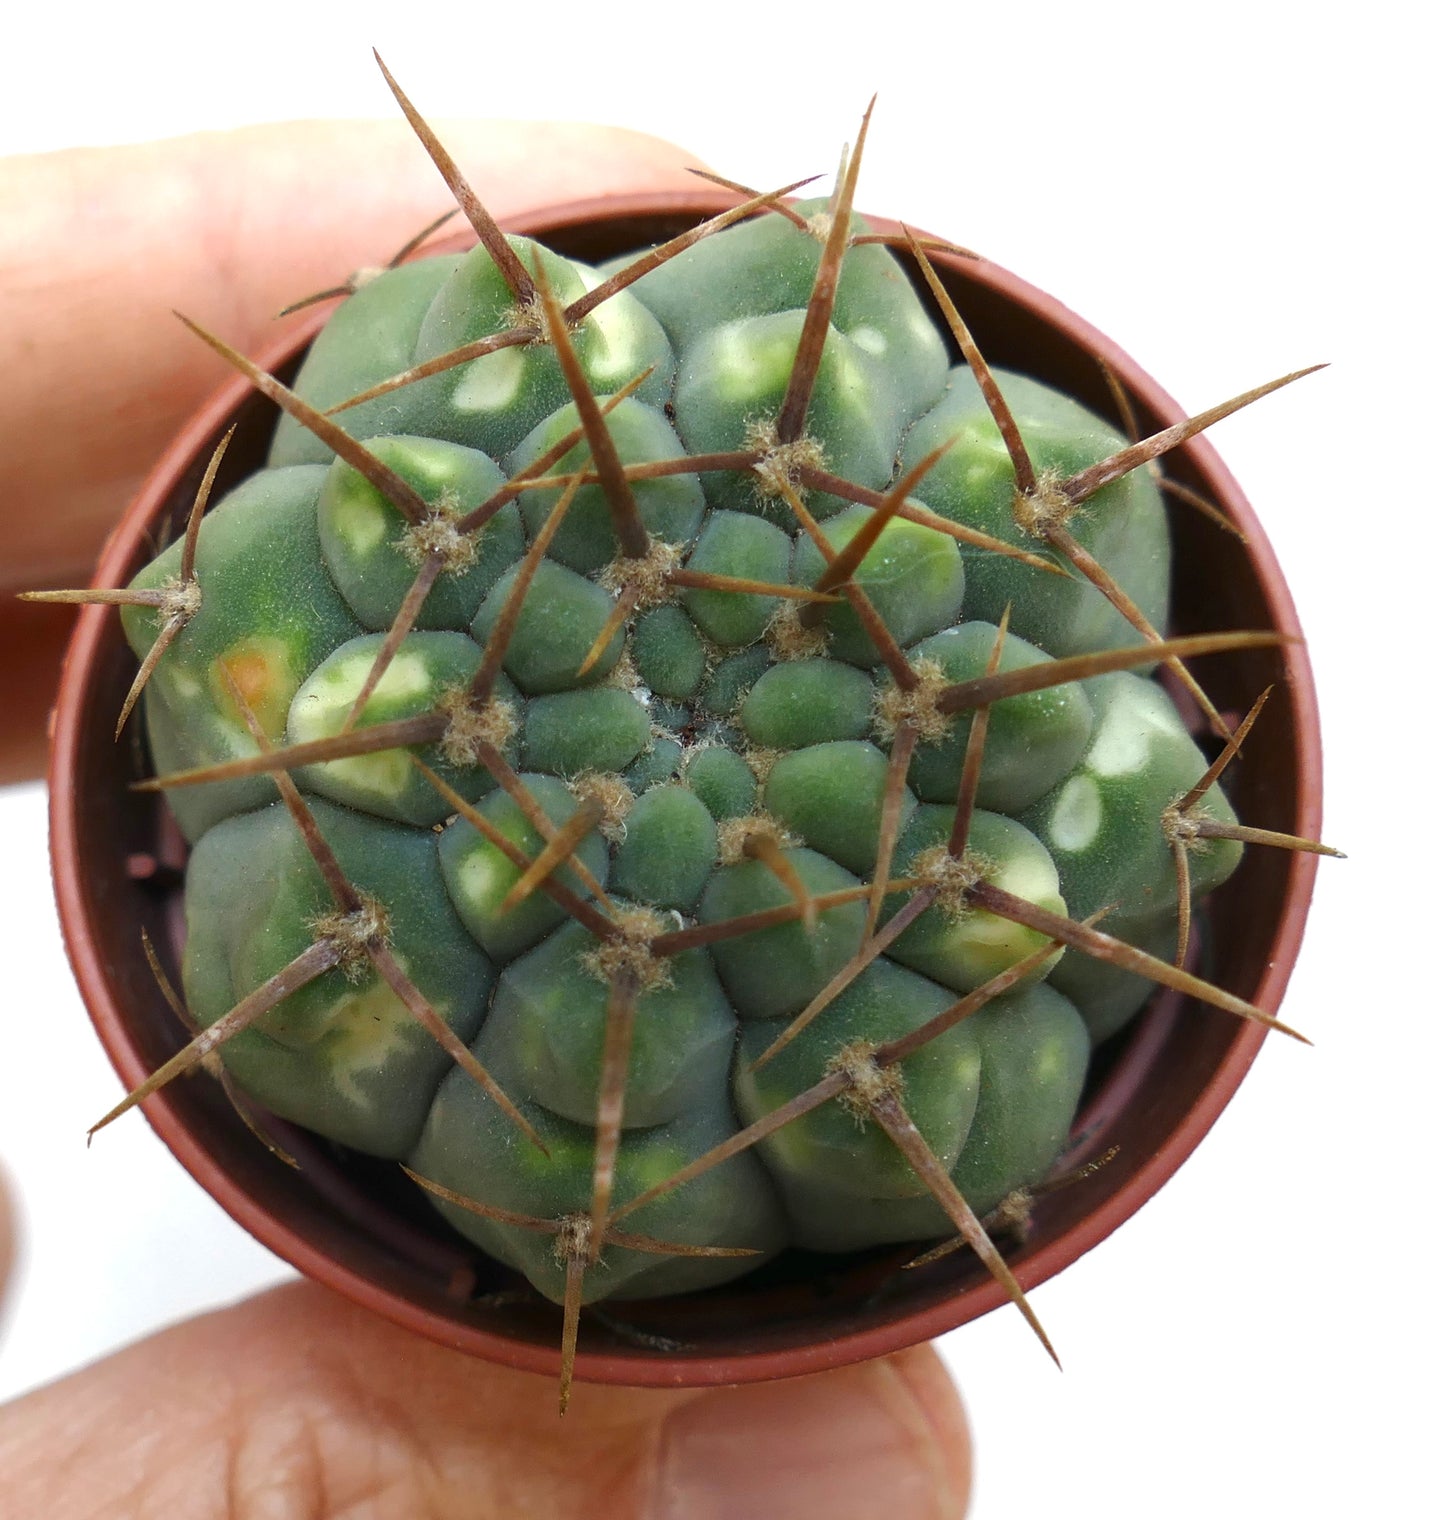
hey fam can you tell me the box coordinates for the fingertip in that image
[889,1343,974,1510]
[645,1347,972,1520]
[0,1157,18,1319]
[428,118,708,210]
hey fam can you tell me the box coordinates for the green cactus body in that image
[902,369,1171,656]
[268,256,463,468]
[317,434,520,629]
[120,179,1250,1316]
[122,465,364,841]
[183,796,493,1158]
[509,399,706,576]
[438,775,612,961]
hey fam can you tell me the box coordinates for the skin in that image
[0,122,973,1518]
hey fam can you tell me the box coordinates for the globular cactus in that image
[35,60,1337,1408]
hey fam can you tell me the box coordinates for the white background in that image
[0,5,1432,1515]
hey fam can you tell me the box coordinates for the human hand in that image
[0,116,700,782]
[0,120,973,1518]
[0,1187,969,1517]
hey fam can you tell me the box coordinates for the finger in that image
[0,118,702,588]
[0,1281,971,1519]
[0,1161,16,1321]
[649,1338,972,1519]
[0,597,72,786]
[0,119,704,782]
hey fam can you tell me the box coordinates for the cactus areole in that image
[48,102,1325,1398]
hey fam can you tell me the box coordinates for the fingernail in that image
[646,1357,967,1520]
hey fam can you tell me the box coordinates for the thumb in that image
[0,1280,971,1519]
[0,117,704,592]
[0,117,705,783]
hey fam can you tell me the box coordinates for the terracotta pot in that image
[48,191,1323,1388]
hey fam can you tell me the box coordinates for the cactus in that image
[32,59,1338,1411]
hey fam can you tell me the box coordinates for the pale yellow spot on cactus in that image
[838,346,869,407]
[711,322,794,403]
[306,648,433,713]
[288,648,434,803]
[909,309,939,344]
[453,346,525,413]
[904,841,1062,986]
[614,1140,692,1203]
[317,748,412,803]
[1049,774,1102,853]
[319,959,435,1105]
[923,880,1063,977]
[992,847,1063,917]
[455,844,512,916]
[334,492,388,556]
[851,324,887,357]
[1035,1040,1068,1086]
[584,295,648,381]
[963,899,1063,956]
[368,650,433,704]
[1088,680,1176,778]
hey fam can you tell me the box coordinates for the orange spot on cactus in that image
[211,637,294,736]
